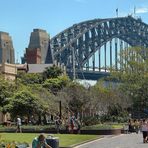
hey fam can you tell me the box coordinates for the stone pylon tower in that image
[0,32,15,64]
[26,29,50,64]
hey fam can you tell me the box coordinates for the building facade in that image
[0,32,15,64]
[0,63,17,80]
[25,29,50,64]
[26,48,41,64]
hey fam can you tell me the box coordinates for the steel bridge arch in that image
[50,16,148,71]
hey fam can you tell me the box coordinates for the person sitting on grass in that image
[32,134,52,148]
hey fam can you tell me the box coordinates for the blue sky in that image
[0,0,148,63]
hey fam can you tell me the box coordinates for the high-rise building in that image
[0,32,15,64]
[25,29,50,64]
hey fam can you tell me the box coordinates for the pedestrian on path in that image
[16,116,22,133]
[141,119,148,143]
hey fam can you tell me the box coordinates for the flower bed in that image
[0,141,29,148]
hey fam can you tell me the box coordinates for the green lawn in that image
[82,123,123,130]
[0,133,100,147]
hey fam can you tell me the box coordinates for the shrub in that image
[82,116,100,126]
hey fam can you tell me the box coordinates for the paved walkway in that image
[74,133,148,148]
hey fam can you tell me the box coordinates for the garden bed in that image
[0,124,123,135]
[0,128,122,135]
[80,129,122,135]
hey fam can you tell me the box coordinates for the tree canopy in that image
[110,47,148,116]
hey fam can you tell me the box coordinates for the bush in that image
[100,114,129,123]
[82,116,100,126]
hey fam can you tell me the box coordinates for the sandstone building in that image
[25,29,50,64]
[0,32,15,64]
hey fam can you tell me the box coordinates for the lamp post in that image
[59,100,62,119]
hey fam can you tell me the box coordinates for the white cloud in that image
[117,7,148,17]
[136,7,148,14]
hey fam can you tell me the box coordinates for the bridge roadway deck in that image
[67,71,110,80]
[74,133,147,148]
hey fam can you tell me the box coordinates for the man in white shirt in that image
[16,116,22,133]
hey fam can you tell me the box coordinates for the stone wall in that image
[1,63,17,80]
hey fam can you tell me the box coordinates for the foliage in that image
[17,72,43,85]
[29,85,58,118]
[7,90,40,119]
[61,81,90,115]
[81,116,100,126]
[43,75,70,93]
[2,47,147,124]
[42,65,63,80]
[90,80,127,117]
[110,47,148,116]
[0,75,15,113]
[108,104,123,116]
[100,114,129,123]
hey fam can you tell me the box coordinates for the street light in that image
[59,100,62,119]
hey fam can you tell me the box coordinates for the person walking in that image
[141,119,148,143]
[128,119,133,133]
[16,116,22,133]
[55,116,61,133]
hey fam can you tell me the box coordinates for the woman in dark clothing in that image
[128,119,133,133]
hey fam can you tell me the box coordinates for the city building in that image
[25,29,50,64]
[0,32,15,64]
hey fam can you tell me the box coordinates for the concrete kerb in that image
[70,134,123,148]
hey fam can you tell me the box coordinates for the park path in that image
[74,133,148,148]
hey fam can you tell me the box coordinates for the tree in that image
[43,75,70,94]
[8,90,40,119]
[90,79,129,117]
[60,81,90,117]
[0,75,15,113]
[17,72,43,85]
[42,65,63,80]
[29,84,58,124]
[110,47,148,117]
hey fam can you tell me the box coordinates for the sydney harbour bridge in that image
[48,16,148,80]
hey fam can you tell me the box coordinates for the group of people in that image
[54,112,81,134]
[65,112,81,134]
[14,113,81,148]
[15,113,81,134]
[128,119,148,143]
[128,119,140,134]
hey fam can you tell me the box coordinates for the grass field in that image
[0,133,100,147]
[81,123,123,130]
